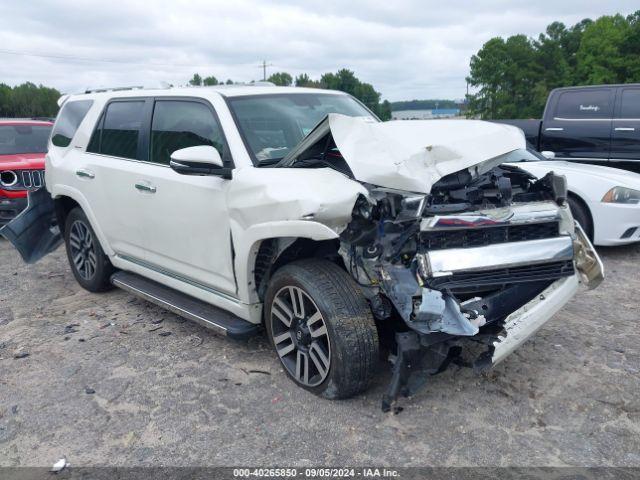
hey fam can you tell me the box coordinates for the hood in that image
[0,153,46,170]
[279,114,526,194]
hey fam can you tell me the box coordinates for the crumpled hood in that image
[280,114,526,194]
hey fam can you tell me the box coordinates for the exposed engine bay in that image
[336,163,580,410]
[278,119,598,410]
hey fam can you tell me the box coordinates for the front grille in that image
[420,221,559,250]
[428,260,574,290]
[20,170,44,189]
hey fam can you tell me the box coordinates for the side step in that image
[111,271,261,340]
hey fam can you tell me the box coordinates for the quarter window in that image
[88,101,145,159]
[619,89,640,119]
[51,100,93,147]
[554,89,613,119]
[150,100,226,165]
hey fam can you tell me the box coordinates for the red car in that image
[0,120,53,225]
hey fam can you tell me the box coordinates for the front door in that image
[611,86,640,173]
[540,87,614,167]
[137,99,237,296]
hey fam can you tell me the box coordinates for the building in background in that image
[391,108,460,120]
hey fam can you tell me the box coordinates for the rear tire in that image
[265,259,379,399]
[64,207,114,292]
[567,195,593,241]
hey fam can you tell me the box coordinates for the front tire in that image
[567,196,593,240]
[64,207,114,292]
[265,259,379,399]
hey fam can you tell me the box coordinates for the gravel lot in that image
[1,238,639,467]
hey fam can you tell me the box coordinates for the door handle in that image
[614,127,635,131]
[135,182,156,193]
[76,169,95,179]
[545,127,564,132]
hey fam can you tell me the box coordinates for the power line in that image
[0,48,218,68]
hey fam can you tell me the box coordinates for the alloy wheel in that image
[68,220,97,280]
[270,286,331,387]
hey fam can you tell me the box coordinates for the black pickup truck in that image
[497,84,640,173]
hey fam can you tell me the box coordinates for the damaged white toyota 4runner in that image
[1,85,604,410]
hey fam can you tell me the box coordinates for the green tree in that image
[465,12,640,119]
[575,14,630,84]
[203,76,219,86]
[267,72,293,86]
[188,73,203,86]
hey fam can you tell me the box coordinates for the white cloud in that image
[0,0,637,100]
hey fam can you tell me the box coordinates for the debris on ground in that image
[158,331,172,337]
[13,350,29,359]
[51,458,68,473]
[85,387,95,394]
[148,326,163,332]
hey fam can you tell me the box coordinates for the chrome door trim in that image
[614,127,635,131]
[134,182,156,193]
[545,127,564,131]
[75,169,95,179]
[116,253,241,303]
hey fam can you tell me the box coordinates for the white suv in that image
[2,85,604,409]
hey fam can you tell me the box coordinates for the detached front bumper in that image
[492,273,579,364]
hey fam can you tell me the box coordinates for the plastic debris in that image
[51,458,68,473]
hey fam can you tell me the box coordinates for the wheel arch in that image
[232,220,345,306]
[567,190,594,240]
[51,187,114,256]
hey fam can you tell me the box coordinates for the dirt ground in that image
[1,237,639,467]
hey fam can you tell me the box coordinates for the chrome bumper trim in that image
[423,236,574,277]
[492,274,579,365]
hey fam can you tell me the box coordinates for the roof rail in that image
[84,85,145,94]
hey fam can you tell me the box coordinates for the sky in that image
[0,0,637,102]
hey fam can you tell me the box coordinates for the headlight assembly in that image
[601,186,640,204]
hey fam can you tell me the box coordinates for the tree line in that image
[466,11,640,119]
[0,82,61,118]
[188,69,392,120]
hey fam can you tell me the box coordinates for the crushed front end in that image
[339,162,603,411]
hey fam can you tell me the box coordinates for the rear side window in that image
[554,89,613,119]
[88,101,145,159]
[150,100,226,165]
[51,100,93,147]
[619,89,640,118]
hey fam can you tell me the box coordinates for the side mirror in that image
[540,150,556,160]
[169,146,232,179]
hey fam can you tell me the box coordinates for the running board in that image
[111,271,260,340]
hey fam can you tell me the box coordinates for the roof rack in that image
[84,85,145,94]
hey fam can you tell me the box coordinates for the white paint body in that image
[44,85,578,324]
[514,160,640,246]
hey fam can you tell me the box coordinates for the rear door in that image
[540,87,614,166]
[610,86,640,173]
[82,98,153,261]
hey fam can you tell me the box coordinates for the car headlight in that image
[601,186,640,204]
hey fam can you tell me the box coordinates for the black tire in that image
[567,195,593,240]
[265,259,379,399]
[64,207,114,292]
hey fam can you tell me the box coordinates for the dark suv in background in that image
[498,84,640,173]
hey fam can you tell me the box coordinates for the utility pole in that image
[257,60,273,81]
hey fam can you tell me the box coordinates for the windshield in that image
[227,93,375,164]
[0,125,52,155]
[497,148,544,163]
